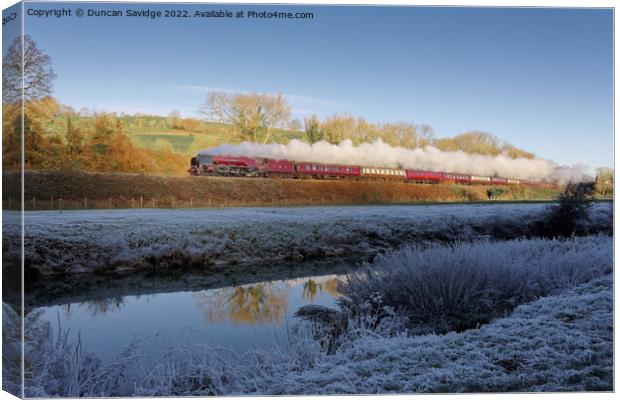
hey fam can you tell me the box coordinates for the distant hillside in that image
[42,112,536,162]
[44,113,305,158]
[8,99,539,178]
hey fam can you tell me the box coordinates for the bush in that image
[339,235,612,335]
[486,187,506,199]
[540,182,595,237]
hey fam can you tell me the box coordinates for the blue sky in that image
[19,2,614,170]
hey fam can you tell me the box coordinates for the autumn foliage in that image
[2,97,187,175]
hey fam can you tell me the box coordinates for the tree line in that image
[200,91,536,159]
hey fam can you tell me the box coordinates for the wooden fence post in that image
[51,196,54,209]
[190,198,193,208]
[109,197,112,209]
[32,198,36,209]
[131,198,134,208]
[84,198,87,209]
[152,198,155,208]
[140,196,143,208]
[59,198,62,209]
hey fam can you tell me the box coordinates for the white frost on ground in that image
[259,274,612,394]
[5,236,613,396]
[341,234,613,334]
[3,202,612,274]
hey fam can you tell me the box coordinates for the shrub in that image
[540,182,595,237]
[339,235,612,335]
[486,187,506,199]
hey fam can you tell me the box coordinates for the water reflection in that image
[81,296,126,316]
[195,284,289,325]
[194,277,343,326]
[302,278,341,301]
[36,273,346,356]
[53,276,343,322]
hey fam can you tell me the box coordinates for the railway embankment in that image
[3,170,559,210]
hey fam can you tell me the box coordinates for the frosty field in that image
[2,202,614,396]
[3,202,612,276]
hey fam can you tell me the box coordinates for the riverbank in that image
[4,203,612,278]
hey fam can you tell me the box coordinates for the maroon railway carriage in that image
[520,179,538,186]
[442,173,472,184]
[296,162,361,179]
[260,158,295,177]
[490,177,509,185]
[405,170,444,183]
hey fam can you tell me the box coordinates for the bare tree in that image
[2,35,56,104]
[167,109,181,129]
[321,114,357,144]
[450,131,502,155]
[199,91,291,143]
[381,122,434,148]
[289,118,302,132]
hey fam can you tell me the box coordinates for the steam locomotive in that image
[189,153,552,187]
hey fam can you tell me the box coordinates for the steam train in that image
[189,153,553,187]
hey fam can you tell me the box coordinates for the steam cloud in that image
[200,139,589,183]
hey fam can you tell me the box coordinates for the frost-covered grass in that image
[2,304,21,397]
[3,202,612,275]
[5,236,613,396]
[340,235,613,334]
[9,274,613,396]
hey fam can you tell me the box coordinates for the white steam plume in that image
[200,139,588,183]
